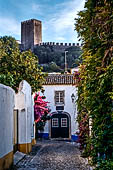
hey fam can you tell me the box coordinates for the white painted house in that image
[39,74,78,141]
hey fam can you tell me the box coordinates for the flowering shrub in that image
[34,93,51,131]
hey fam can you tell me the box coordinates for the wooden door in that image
[51,113,70,138]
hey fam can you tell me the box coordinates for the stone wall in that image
[21,19,42,50]
[20,41,80,53]
[20,18,81,53]
[0,84,15,170]
[37,42,80,46]
[34,42,80,53]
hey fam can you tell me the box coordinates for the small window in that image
[55,91,65,105]
[52,118,59,127]
[61,118,67,127]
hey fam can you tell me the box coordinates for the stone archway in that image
[50,112,71,139]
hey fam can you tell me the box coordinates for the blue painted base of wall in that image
[37,133,49,139]
[37,133,78,141]
[71,135,78,141]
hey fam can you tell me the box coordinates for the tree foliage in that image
[75,0,113,168]
[34,45,82,72]
[0,36,45,92]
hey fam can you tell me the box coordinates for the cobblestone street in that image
[12,140,90,170]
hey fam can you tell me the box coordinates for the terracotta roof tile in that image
[43,74,77,85]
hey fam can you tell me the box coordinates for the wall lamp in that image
[71,93,75,103]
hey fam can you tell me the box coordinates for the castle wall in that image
[39,42,80,46]
[21,19,42,50]
[34,42,80,53]
[34,20,42,46]
[20,19,80,52]
[21,19,34,50]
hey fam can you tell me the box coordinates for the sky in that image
[0,0,85,43]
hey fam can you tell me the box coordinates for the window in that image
[61,118,67,127]
[55,91,65,105]
[52,118,59,127]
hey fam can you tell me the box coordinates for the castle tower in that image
[21,19,42,50]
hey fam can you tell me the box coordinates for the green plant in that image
[0,36,45,92]
[75,0,113,168]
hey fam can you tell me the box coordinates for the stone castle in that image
[21,19,42,50]
[20,19,80,52]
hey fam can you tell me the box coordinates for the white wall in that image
[15,80,33,144]
[42,85,78,135]
[0,84,15,158]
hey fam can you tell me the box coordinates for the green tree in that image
[34,44,82,72]
[0,36,45,92]
[75,0,113,169]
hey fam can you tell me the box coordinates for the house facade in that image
[39,74,78,141]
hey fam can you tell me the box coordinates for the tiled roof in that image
[43,74,77,85]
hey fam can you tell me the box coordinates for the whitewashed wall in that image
[42,85,78,136]
[15,80,33,145]
[0,84,15,158]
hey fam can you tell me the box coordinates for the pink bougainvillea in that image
[34,92,50,124]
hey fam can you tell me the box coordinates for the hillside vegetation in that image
[34,45,82,72]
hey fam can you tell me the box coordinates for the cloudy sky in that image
[0,0,85,43]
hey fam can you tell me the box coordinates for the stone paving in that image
[12,140,90,170]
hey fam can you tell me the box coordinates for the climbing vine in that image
[75,0,113,169]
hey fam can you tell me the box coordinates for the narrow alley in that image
[12,140,90,170]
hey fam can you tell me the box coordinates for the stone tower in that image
[21,19,42,50]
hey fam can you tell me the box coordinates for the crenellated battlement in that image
[21,19,81,51]
[21,18,41,24]
[36,42,80,47]
[32,41,81,54]
[20,41,81,52]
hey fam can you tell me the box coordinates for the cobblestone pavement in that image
[12,140,90,170]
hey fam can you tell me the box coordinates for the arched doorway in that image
[50,112,71,139]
